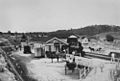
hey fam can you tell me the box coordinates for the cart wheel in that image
[65,65,67,75]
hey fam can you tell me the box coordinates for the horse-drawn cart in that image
[64,54,93,79]
[65,54,76,75]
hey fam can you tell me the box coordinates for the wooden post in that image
[117,58,120,66]
[78,68,80,79]
[94,66,97,74]
[79,69,82,79]
[87,63,90,73]
[51,58,53,63]
[65,65,67,75]
[100,63,104,72]
[83,67,86,78]
[111,69,115,81]
[87,67,89,73]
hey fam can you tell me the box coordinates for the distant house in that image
[45,37,68,52]
[81,37,89,46]
[113,38,120,47]
[76,35,88,42]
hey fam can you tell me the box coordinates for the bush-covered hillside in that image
[48,25,120,38]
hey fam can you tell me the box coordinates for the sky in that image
[0,0,119,32]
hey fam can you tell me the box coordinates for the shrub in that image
[106,34,114,42]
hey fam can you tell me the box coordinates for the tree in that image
[0,32,3,35]
[106,34,114,42]
[21,33,27,42]
[8,30,11,34]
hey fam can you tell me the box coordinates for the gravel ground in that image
[27,58,116,81]
[14,50,117,81]
[27,58,80,81]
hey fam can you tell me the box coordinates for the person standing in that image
[56,51,60,62]
[111,53,115,62]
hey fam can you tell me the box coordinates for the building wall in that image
[82,38,89,44]
[45,44,56,52]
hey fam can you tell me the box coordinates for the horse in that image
[89,47,95,52]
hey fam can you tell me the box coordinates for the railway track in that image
[84,52,120,61]
[85,52,111,60]
[0,48,24,81]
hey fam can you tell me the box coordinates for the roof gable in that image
[46,37,68,45]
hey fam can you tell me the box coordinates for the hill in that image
[48,25,120,38]
[94,32,120,40]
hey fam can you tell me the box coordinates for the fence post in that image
[83,67,86,78]
[94,66,97,74]
[79,68,83,80]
